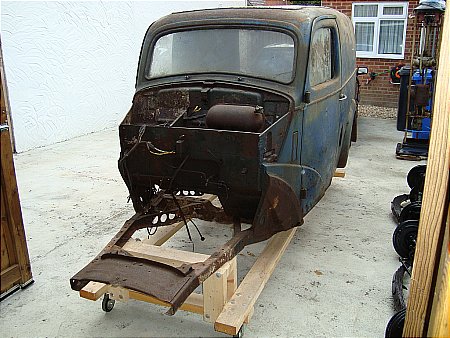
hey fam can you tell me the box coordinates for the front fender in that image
[250,173,303,244]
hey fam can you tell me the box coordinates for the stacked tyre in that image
[386,165,426,337]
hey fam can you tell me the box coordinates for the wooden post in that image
[215,227,297,336]
[403,8,450,337]
[427,210,449,337]
[203,259,234,323]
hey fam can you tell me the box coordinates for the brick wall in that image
[322,0,420,107]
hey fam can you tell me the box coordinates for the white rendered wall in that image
[1,1,245,152]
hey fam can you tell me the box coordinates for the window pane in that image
[310,28,332,86]
[355,22,374,52]
[378,20,404,54]
[354,4,378,17]
[383,6,403,15]
[149,29,295,83]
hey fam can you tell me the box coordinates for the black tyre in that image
[338,123,351,168]
[351,111,358,142]
[102,294,115,312]
[398,201,421,223]
[409,186,423,203]
[393,220,419,260]
[407,165,426,189]
[385,308,406,338]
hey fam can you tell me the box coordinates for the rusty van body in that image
[71,6,358,314]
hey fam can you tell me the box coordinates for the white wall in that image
[1,1,245,152]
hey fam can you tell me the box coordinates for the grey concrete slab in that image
[0,117,419,337]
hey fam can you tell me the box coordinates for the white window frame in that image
[352,2,408,59]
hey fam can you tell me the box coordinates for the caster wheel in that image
[407,165,426,189]
[233,325,244,338]
[393,220,418,260]
[398,201,421,223]
[102,294,115,312]
[385,308,406,338]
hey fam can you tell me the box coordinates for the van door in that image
[301,18,342,211]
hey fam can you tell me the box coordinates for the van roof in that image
[153,6,341,29]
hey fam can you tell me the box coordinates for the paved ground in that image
[0,117,420,337]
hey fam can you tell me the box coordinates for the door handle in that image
[339,94,347,101]
[0,124,9,132]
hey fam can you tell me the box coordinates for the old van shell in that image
[70,6,358,316]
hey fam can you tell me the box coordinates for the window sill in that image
[356,54,405,60]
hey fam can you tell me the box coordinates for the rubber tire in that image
[398,201,421,223]
[407,165,426,189]
[393,220,419,260]
[337,124,351,168]
[409,186,422,203]
[351,111,358,142]
[385,308,406,338]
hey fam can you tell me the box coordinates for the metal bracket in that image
[0,123,9,132]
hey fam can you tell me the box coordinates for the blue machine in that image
[396,1,445,160]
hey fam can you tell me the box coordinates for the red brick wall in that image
[322,0,420,107]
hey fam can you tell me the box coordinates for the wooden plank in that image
[333,169,345,178]
[244,306,254,324]
[79,281,109,301]
[1,187,19,273]
[129,290,204,315]
[403,10,450,337]
[1,195,12,271]
[427,209,450,337]
[0,264,21,293]
[0,222,11,271]
[145,222,185,246]
[122,240,208,267]
[215,227,298,336]
[80,281,204,314]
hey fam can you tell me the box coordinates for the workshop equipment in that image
[396,0,445,160]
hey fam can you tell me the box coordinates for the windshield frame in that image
[144,25,298,85]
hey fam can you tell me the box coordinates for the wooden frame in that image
[79,209,297,336]
[78,171,345,335]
